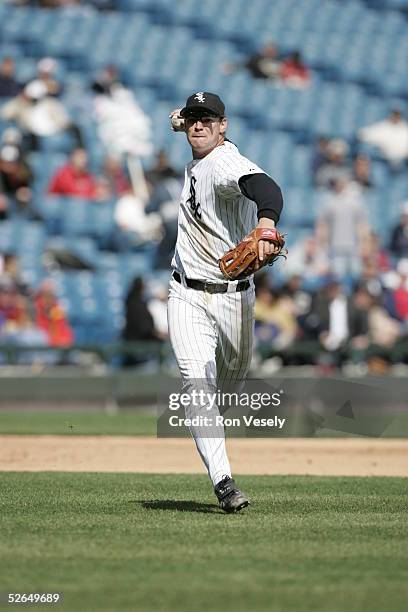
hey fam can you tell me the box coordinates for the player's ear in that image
[220,117,228,135]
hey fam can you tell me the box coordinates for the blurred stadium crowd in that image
[0,0,407,373]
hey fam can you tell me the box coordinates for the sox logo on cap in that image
[194,92,205,103]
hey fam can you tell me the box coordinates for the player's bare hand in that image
[256,217,276,261]
[169,108,185,132]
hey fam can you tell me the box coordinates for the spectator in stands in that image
[0,282,24,329]
[224,42,282,82]
[284,234,329,280]
[254,284,297,351]
[0,294,50,364]
[0,290,27,330]
[146,175,183,269]
[307,279,400,371]
[360,231,390,273]
[1,126,29,156]
[91,65,122,96]
[0,191,8,220]
[123,277,161,342]
[113,188,162,249]
[314,139,351,188]
[349,287,370,339]
[0,140,33,206]
[92,65,152,158]
[352,153,373,189]
[146,282,169,340]
[34,280,74,347]
[358,109,408,168]
[0,265,37,360]
[122,277,163,366]
[48,148,99,199]
[358,261,385,300]
[1,80,82,150]
[316,177,370,278]
[356,262,403,347]
[392,259,408,323]
[280,51,311,88]
[0,252,30,296]
[0,57,21,100]
[145,149,180,189]
[0,57,20,99]
[35,57,61,97]
[347,287,377,367]
[101,156,130,198]
[311,137,331,175]
[390,201,408,259]
[281,275,313,335]
[368,294,401,349]
[312,280,350,353]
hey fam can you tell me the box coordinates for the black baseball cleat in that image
[214,476,250,513]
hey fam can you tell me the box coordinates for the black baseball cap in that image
[180,92,225,118]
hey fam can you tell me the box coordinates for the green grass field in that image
[0,410,157,436]
[1,473,407,612]
[1,409,408,437]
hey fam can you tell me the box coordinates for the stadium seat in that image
[1,0,407,346]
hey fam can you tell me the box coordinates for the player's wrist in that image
[257,217,276,229]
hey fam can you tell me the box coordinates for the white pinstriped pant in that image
[167,276,255,486]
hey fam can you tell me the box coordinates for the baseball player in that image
[168,92,284,512]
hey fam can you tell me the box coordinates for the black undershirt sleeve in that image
[238,173,283,224]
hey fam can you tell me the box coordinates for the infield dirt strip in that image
[0,437,408,476]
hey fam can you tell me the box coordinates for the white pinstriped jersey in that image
[171,140,266,281]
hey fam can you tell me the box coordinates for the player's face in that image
[185,114,227,158]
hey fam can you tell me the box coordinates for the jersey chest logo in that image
[187,176,202,220]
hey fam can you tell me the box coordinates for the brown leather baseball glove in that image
[219,228,286,280]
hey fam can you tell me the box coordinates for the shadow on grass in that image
[132,499,222,514]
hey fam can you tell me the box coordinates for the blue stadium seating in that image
[0,0,407,344]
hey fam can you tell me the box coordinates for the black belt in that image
[173,271,249,294]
